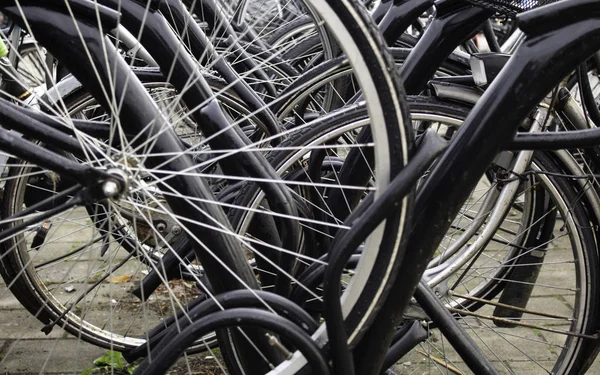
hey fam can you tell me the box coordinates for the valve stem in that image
[266,333,293,360]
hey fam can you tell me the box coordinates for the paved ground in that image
[0,209,599,374]
[0,289,107,374]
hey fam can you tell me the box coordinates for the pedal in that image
[31,221,52,250]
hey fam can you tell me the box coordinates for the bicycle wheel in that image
[14,41,47,90]
[132,95,600,374]
[228,103,403,332]
[272,48,469,120]
[0,75,260,351]
[397,97,600,375]
[0,0,412,373]
[131,104,408,373]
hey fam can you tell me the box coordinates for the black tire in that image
[272,48,470,119]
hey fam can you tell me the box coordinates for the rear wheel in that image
[400,97,600,375]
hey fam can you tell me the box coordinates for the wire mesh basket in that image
[467,0,562,16]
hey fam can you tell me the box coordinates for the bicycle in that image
[0,1,413,374]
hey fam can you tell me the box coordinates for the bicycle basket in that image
[466,0,562,16]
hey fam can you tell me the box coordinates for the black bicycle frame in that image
[101,0,281,137]
[398,0,493,94]
[378,0,434,46]
[0,115,107,187]
[355,1,600,374]
[8,1,600,374]
[182,0,271,49]
[174,0,279,98]
[97,0,301,296]
[372,0,394,23]
[161,0,278,100]
[1,0,264,294]
[1,2,284,373]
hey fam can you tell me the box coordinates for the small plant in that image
[81,350,137,375]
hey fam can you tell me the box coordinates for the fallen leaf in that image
[110,275,133,283]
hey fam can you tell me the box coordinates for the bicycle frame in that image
[356,1,600,373]
[378,0,434,46]
[1,3,287,373]
[179,0,279,96]
[6,1,600,374]
[0,102,110,186]
[399,0,494,94]
[98,0,281,137]
[1,0,262,294]
[100,0,302,297]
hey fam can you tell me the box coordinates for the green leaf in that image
[93,350,126,368]
[80,368,103,375]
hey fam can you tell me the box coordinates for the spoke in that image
[447,307,593,340]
